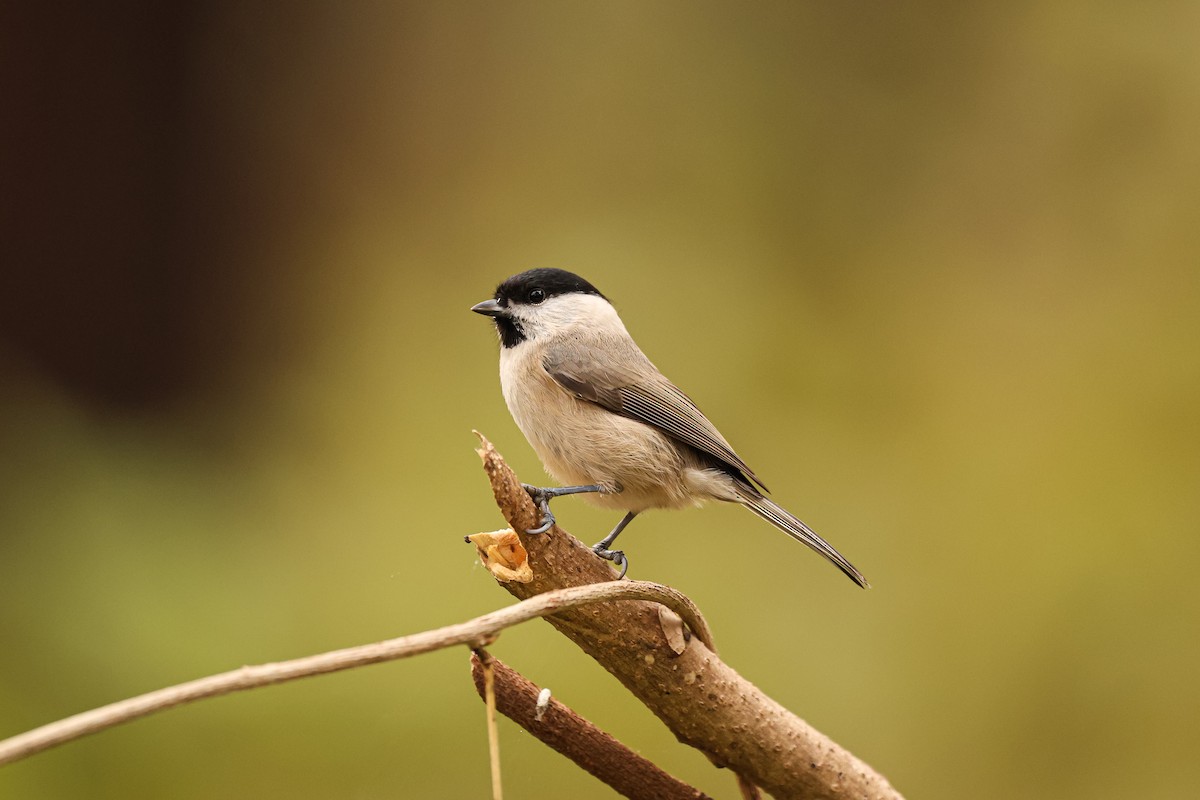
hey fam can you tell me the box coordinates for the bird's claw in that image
[592,545,629,580]
[522,484,556,534]
[527,510,555,535]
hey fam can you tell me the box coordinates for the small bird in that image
[472,268,867,587]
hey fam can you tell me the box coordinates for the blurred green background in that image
[2,2,1198,798]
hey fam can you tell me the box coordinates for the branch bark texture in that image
[470,653,710,800]
[474,433,901,800]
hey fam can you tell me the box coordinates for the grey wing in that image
[543,336,768,492]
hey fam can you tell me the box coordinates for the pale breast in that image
[499,341,701,512]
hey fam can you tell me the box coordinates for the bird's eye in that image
[528,288,546,304]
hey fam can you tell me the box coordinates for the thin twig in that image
[475,649,503,800]
[738,774,764,800]
[0,582,712,768]
[469,653,711,800]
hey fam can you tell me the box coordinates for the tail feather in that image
[740,491,869,588]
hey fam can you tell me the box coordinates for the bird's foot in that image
[522,484,558,534]
[521,483,604,534]
[591,544,629,580]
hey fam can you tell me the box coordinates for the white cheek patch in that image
[515,294,626,341]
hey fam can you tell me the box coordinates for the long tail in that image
[739,490,869,588]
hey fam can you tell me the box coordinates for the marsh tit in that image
[472,268,867,587]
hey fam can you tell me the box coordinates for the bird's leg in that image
[521,483,604,534]
[592,511,638,580]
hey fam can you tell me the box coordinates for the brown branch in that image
[473,432,902,800]
[0,434,900,800]
[470,653,711,800]
[0,582,717,768]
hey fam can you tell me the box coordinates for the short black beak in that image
[471,299,504,317]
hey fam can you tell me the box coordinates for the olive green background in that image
[2,3,1198,798]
